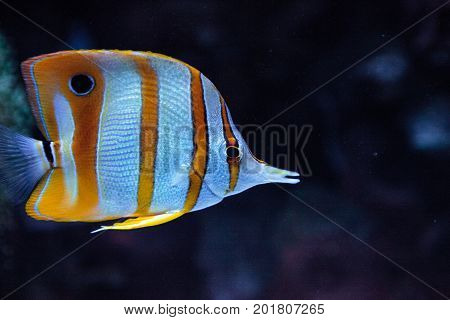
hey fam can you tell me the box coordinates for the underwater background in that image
[0,0,448,299]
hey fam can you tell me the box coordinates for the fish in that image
[0,50,299,232]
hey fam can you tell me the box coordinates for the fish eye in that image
[69,74,95,96]
[226,146,241,161]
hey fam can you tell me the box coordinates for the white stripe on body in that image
[149,56,193,213]
[96,54,142,217]
[53,93,78,204]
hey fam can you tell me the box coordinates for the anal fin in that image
[91,210,186,233]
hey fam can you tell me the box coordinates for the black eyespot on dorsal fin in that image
[69,74,95,96]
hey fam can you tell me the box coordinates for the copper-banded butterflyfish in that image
[0,50,299,232]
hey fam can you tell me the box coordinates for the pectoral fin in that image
[91,210,186,233]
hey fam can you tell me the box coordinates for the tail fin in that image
[0,125,51,204]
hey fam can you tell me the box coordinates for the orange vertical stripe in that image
[182,68,209,212]
[131,54,159,215]
[220,96,240,193]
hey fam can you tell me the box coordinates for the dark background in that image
[0,0,449,299]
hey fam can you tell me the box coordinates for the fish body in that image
[0,50,299,231]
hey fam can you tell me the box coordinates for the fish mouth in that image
[249,149,300,183]
[262,165,300,184]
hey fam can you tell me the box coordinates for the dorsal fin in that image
[21,54,54,141]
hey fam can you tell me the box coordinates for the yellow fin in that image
[91,210,186,233]
[26,169,68,221]
[26,168,100,222]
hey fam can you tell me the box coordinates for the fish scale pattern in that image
[97,59,142,216]
[149,56,193,213]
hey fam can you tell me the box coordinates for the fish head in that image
[224,133,300,197]
[221,110,300,197]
